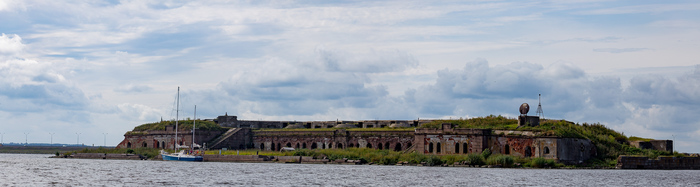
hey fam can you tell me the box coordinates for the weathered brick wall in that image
[414,124,594,163]
[617,156,700,169]
[252,129,414,151]
[117,129,224,149]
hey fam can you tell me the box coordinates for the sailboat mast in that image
[174,87,179,150]
[192,105,196,150]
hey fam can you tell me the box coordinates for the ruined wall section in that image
[556,138,595,164]
[252,129,414,152]
[117,127,224,149]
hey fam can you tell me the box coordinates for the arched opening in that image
[407,142,412,149]
[367,143,372,149]
[161,141,165,149]
[525,146,532,157]
[127,142,131,148]
[463,143,468,154]
[436,142,441,153]
[302,143,307,149]
[455,143,460,154]
[260,143,265,150]
[378,143,383,150]
[394,143,402,151]
[155,141,159,148]
[142,142,147,148]
[322,143,326,149]
[277,143,281,150]
[544,147,550,154]
[286,143,292,147]
[504,144,510,154]
[272,143,276,151]
[428,142,433,153]
[349,143,354,148]
[385,142,390,150]
[296,143,300,149]
[311,142,317,149]
[337,143,343,149]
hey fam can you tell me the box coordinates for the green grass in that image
[628,136,654,142]
[253,127,415,132]
[131,119,227,132]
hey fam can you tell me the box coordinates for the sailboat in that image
[161,87,204,162]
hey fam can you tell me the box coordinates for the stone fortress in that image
[117,104,671,165]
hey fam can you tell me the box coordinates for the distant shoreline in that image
[0,145,108,154]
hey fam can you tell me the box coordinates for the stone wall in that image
[117,126,224,149]
[630,140,673,152]
[252,129,414,152]
[617,156,700,169]
[414,123,595,163]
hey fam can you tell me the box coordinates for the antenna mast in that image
[536,94,544,119]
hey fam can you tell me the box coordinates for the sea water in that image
[1,154,699,186]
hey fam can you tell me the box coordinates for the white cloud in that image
[0,34,24,55]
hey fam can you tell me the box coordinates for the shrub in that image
[486,155,515,167]
[529,157,557,168]
[481,148,491,159]
[424,155,443,166]
[126,149,134,154]
[465,154,485,165]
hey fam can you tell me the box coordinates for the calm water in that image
[1,154,699,186]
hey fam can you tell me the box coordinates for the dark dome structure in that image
[520,103,530,115]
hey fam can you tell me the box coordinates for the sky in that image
[0,0,699,152]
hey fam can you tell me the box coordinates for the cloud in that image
[0,34,89,113]
[114,84,153,93]
[117,103,161,121]
[593,48,650,53]
[0,33,24,54]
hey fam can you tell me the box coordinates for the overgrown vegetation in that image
[207,148,562,168]
[131,119,226,132]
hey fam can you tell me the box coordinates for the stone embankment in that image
[617,156,700,169]
[53,153,145,160]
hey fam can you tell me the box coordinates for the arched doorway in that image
[127,142,131,148]
[407,142,412,149]
[302,143,307,149]
[378,143,383,150]
[349,143,354,148]
[385,142,390,150]
[463,143,468,154]
[260,143,265,150]
[296,143,300,149]
[277,143,281,150]
[455,143,459,154]
[286,143,292,147]
[504,144,510,154]
[544,147,550,154]
[311,142,317,149]
[394,143,402,151]
[428,142,433,153]
[525,146,532,157]
[367,143,372,149]
[337,143,343,149]
[437,142,441,153]
[142,142,147,148]
[272,143,276,151]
